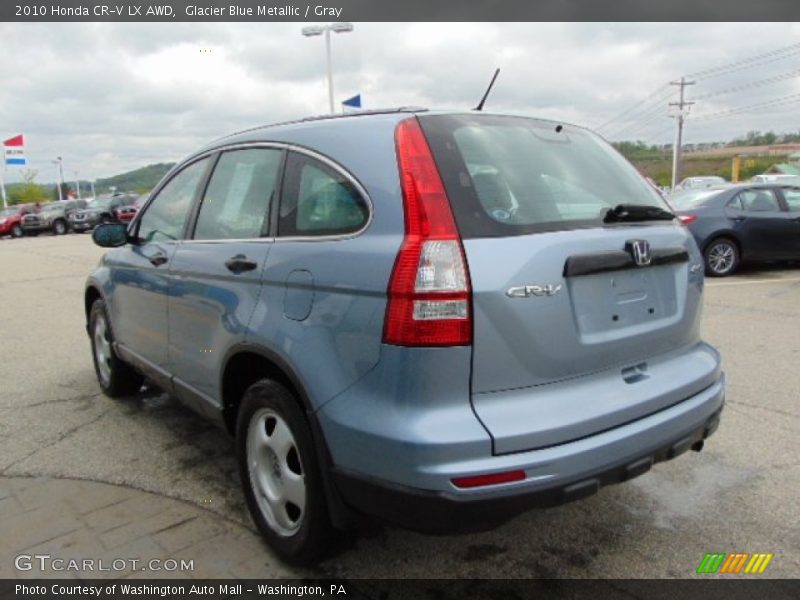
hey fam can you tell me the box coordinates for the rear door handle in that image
[732,216,746,223]
[148,253,168,267]
[225,255,258,274]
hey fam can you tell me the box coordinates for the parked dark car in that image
[672,183,800,276]
[0,204,35,238]
[70,195,137,232]
[21,199,87,235]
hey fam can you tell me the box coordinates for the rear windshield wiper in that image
[603,204,675,223]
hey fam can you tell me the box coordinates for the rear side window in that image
[138,158,209,242]
[419,114,669,238]
[782,187,800,211]
[278,152,369,237]
[727,196,743,210]
[738,189,780,212]
[193,148,282,240]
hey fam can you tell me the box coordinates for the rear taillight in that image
[678,214,697,225]
[383,118,472,347]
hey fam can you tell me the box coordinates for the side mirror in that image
[92,223,130,248]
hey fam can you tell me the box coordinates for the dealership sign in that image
[3,134,27,166]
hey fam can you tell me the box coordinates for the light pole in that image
[52,157,65,201]
[74,171,81,199]
[301,22,354,114]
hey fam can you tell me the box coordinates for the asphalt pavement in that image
[0,234,798,578]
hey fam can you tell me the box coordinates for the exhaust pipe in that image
[691,440,704,452]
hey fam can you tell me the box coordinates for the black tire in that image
[704,237,740,277]
[88,298,143,397]
[236,379,333,565]
[52,219,67,235]
[10,224,22,238]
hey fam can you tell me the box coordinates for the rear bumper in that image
[327,371,725,532]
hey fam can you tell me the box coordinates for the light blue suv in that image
[86,109,725,564]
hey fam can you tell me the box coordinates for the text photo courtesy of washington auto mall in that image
[0,3,799,598]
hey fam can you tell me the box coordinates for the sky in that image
[0,22,799,184]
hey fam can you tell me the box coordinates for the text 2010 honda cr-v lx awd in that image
[85,109,725,564]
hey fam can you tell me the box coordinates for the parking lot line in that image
[706,277,800,287]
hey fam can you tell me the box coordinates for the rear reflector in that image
[452,470,526,489]
[383,118,472,346]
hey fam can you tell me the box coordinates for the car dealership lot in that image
[0,234,798,578]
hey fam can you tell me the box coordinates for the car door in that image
[777,186,800,258]
[109,157,211,380]
[726,188,795,259]
[168,147,283,413]
[248,149,382,409]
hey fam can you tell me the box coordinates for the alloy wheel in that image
[707,241,736,275]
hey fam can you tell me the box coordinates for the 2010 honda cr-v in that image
[85,109,725,564]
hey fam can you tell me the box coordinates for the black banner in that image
[3,0,800,22]
[3,580,800,600]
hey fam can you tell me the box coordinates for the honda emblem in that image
[627,240,652,267]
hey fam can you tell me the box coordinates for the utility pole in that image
[669,77,695,190]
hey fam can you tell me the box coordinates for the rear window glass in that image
[419,114,670,238]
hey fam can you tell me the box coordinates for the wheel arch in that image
[221,343,357,529]
[85,285,104,322]
[220,344,314,436]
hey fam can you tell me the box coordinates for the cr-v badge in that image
[507,284,562,298]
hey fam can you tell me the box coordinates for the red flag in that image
[3,135,24,147]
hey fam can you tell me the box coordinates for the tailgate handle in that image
[564,246,688,277]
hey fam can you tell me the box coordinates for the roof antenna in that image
[474,68,500,111]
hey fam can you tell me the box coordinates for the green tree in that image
[7,169,49,204]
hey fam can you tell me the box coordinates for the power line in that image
[692,92,800,121]
[608,108,671,140]
[685,42,800,80]
[595,83,671,132]
[603,89,676,138]
[694,50,800,82]
[692,68,800,101]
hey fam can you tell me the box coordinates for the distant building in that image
[765,152,800,176]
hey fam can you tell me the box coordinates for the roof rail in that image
[216,107,429,142]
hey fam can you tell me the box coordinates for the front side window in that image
[278,152,369,237]
[193,148,282,240]
[137,158,209,242]
[420,114,671,238]
[738,189,780,213]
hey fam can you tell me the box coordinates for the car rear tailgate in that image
[473,342,721,454]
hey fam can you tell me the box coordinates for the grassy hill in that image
[95,163,175,195]
[629,154,788,186]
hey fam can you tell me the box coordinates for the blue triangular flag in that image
[342,94,362,109]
